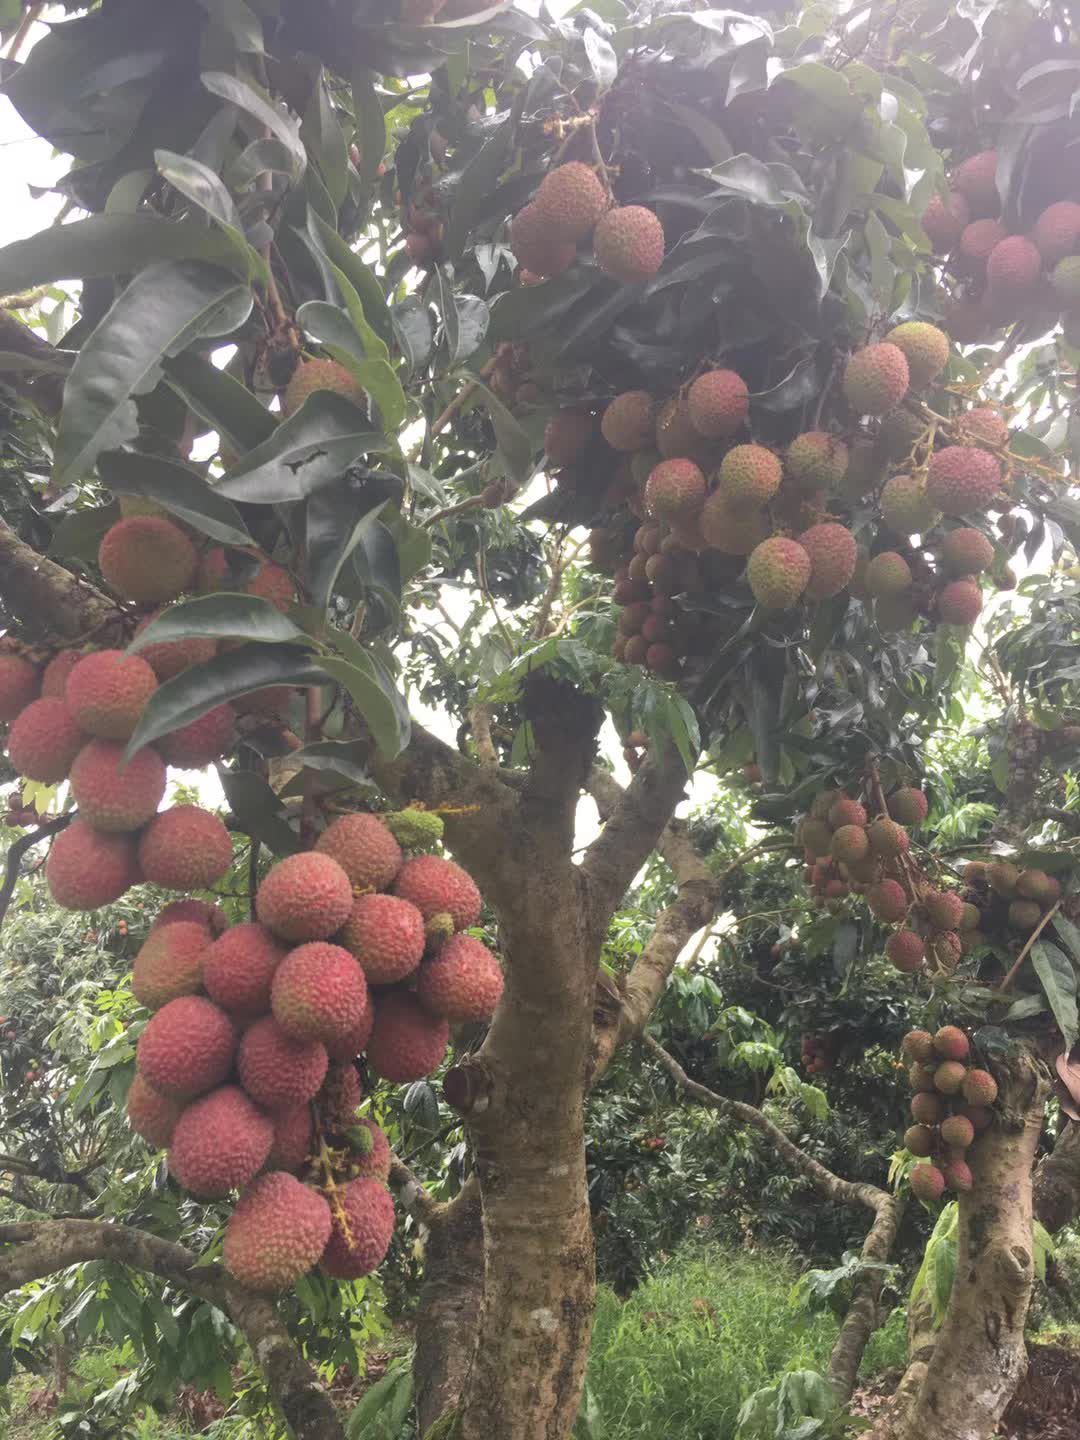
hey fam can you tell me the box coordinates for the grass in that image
[582,1244,840,1440]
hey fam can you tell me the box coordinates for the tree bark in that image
[1034,1118,1080,1234]
[411,1179,484,1435]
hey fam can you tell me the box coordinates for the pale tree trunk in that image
[411,1180,484,1435]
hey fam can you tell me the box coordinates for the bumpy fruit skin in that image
[132,921,210,1010]
[40,650,81,700]
[320,1177,395,1279]
[938,579,983,627]
[957,218,1008,272]
[905,1124,935,1156]
[699,494,770,555]
[339,893,426,984]
[798,817,833,857]
[643,459,706,518]
[284,358,366,416]
[315,813,404,892]
[843,343,910,416]
[601,391,655,452]
[987,861,1020,896]
[1008,898,1042,930]
[156,704,236,768]
[910,1163,946,1202]
[133,612,216,681]
[383,808,444,853]
[367,992,449,1082]
[832,824,870,864]
[138,806,233,889]
[271,942,370,1050]
[137,995,236,1099]
[902,1029,935,1063]
[958,903,981,931]
[269,1104,315,1173]
[6,698,84,782]
[885,322,950,389]
[224,1171,332,1290]
[986,235,1041,300]
[909,1061,937,1092]
[868,818,908,857]
[169,1085,273,1197]
[942,528,994,576]
[926,447,1002,515]
[393,855,481,932]
[510,203,577,277]
[941,1114,975,1149]
[828,797,867,828]
[534,162,607,240]
[70,740,166,832]
[1033,200,1080,265]
[785,431,849,492]
[1018,869,1061,904]
[203,923,287,1019]
[543,410,593,467]
[885,788,927,828]
[686,369,749,438]
[922,890,964,930]
[880,474,940,535]
[867,879,907,922]
[47,820,139,909]
[238,1016,328,1111]
[958,407,1008,448]
[887,930,925,972]
[126,1073,184,1148]
[0,653,39,721]
[593,206,665,283]
[962,1068,998,1106]
[928,929,963,969]
[417,934,504,1022]
[953,149,999,216]
[911,1091,944,1125]
[348,1117,392,1180]
[943,1159,973,1192]
[746,537,811,610]
[325,1005,374,1064]
[797,523,857,600]
[247,561,295,613]
[921,190,970,251]
[934,1025,970,1062]
[153,899,227,936]
[718,445,781,510]
[865,552,912,598]
[256,853,354,942]
[65,650,158,740]
[98,516,198,604]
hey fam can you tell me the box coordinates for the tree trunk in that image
[826,1191,904,1403]
[413,1180,484,1435]
[1034,1118,1080,1234]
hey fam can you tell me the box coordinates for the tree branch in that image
[389,1155,446,1228]
[1035,1119,1080,1234]
[0,815,69,934]
[0,519,118,642]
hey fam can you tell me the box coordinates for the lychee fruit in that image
[543,410,593,468]
[843,343,909,416]
[137,805,232,889]
[417,934,504,1022]
[247,561,295,613]
[98,516,198,604]
[339,893,426,985]
[926,447,1002,515]
[987,860,1020,896]
[942,528,994,576]
[347,1117,392,1181]
[644,459,706,517]
[868,818,909,857]
[6,697,84,782]
[962,1069,997,1106]
[927,930,963,970]
[534,162,607,240]
[0,652,39,721]
[953,150,999,217]
[784,431,849,492]
[828,797,867,828]
[910,1163,946,1202]
[943,1159,973,1192]
[718,445,782,510]
[153,898,227,936]
[832,825,870,864]
[132,920,210,1010]
[267,1104,315,1173]
[865,552,913,598]
[957,408,1009,449]
[593,206,665,283]
[921,190,970,252]
[957,218,1008,274]
[1033,200,1080,265]
[933,1060,967,1095]
[392,855,482,932]
[238,1016,328,1111]
[126,1073,184,1149]
[136,995,236,1099]
[1017,869,1061,905]
[69,739,166,831]
[746,537,811,610]
[256,852,355,942]
[885,322,950,389]
[910,1062,938,1094]
[887,931,925,972]
[223,1171,332,1290]
[317,1063,362,1129]
[686,369,749,438]
[880,474,940,535]
[938,579,983,627]
[320,1177,395,1279]
[382,807,445,854]
[133,611,216,681]
[46,819,139,909]
[203,922,287,1019]
[923,890,964,929]
[867,879,908,922]
[271,942,369,1050]
[601,392,655,452]
[986,235,1041,302]
[40,649,82,700]
[905,1124,935,1156]
[1051,254,1080,308]
[940,1113,975,1149]
[911,1092,944,1126]
[65,649,158,740]
[902,1029,935,1063]
[284,358,366,416]
[315,812,403,887]
[169,1084,273,1197]
[933,1025,970,1061]
[367,992,449,1082]
[1008,899,1042,930]
[156,703,236,768]
[699,494,770,555]
[797,523,857,600]
[509,203,577,278]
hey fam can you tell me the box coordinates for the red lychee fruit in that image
[224,1171,332,1290]
[156,703,236,768]
[40,649,82,699]
[887,931,925,972]
[593,206,665,283]
[533,162,607,240]
[256,852,355,942]
[953,150,999,217]
[237,1015,328,1111]
[920,190,970,251]
[98,516,198,604]
[136,995,236,1099]
[986,234,1041,302]
[69,739,166,831]
[867,879,908,922]
[366,992,449,1082]
[137,805,233,890]
[910,1163,946,1202]
[1033,199,1080,266]
[203,922,288,1019]
[126,1073,185,1149]
[392,854,482,932]
[339,893,426,985]
[933,1025,970,1061]
[797,523,858,600]
[283,358,366,416]
[601,391,656,452]
[133,611,216,682]
[46,819,139,909]
[0,653,39,721]
[417,933,504,1022]
[169,1084,273,1197]
[152,899,227,936]
[843,343,909,416]
[938,579,983,627]
[686,369,749,438]
[320,1177,395,1279]
[925,447,1002,515]
[132,920,210,1011]
[962,1068,997,1106]
[509,203,577,278]
[271,942,370,1050]
[6,697,84,782]
[65,650,158,740]
[746,537,811,610]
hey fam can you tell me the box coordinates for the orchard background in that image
[2,0,1080,1438]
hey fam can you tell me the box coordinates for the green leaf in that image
[308,211,394,351]
[304,69,349,209]
[48,505,118,562]
[319,651,410,759]
[446,115,514,262]
[306,473,403,612]
[663,97,733,163]
[215,392,388,503]
[391,297,434,373]
[351,66,386,188]
[128,594,311,652]
[296,299,406,432]
[201,70,306,175]
[1053,914,1080,967]
[0,216,253,295]
[1031,940,1079,1050]
[218,769,302,856]
[287,739,372,786]
[346,1365,414,1438]
[153,149,266,283]
[163,351,278,454]
[97,451,251,545]
[54,260,252,485]
[466,374,532,484]
[196,0,264,51]
[703,153,805,208]
[126,643,327,758]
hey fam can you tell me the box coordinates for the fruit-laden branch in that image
[0,1220,345,1440]
[641,1033,903,1403]
[1034,1119,1080,1233]
[0,519,118,642]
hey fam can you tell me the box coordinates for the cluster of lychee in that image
[800,1033,835,1076]
[797,784,976,976]
[511,160,666,287]
[125,810,503,1293]
[902,1026,997,1200]
[402,180,444,268]
[920,148,1080,343]
[958,857,1063,943]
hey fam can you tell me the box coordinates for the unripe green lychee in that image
[644,459,706,517]
[926,447,1002,515]
[534,162,607,240]
[910,1163,946,1202]
[1008,899,1042,930]
[699,494,770,554]
[938,579,983,627]
[797,523,857,600]
[953,150,999,217]
[958,903,981,930]
[717,444,781,510]
[601,391,655,452]
[382,807,445,852]
[745,537,811,610]
[843,343,909,416]
[865,551,913,598]
[98,516,198,604]
[1017,869,1061,905]
[1050,254,1080,308]
[942,528,994,575]
[879,474,940,536]
[284,358,367,416]
[785,431,848,490]
[987,861,1020,896]
[921,190,970,252]
[885,322,950,389]
[593,206,665,283]
[888,788,928,825]
[1033,200,1080,265]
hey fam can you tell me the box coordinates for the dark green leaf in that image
[196,0,264,51]
[582,27,617,88]
[308,211,393,356]
[663,98,733,163]
[304,69,349,209]
[296,299,406,431]
[55,261,252,485]
[286,739,372,786]
[351,66,386,188]
[128,594,311,651]
[703,153,806,208]
[352,517,402,613]
[1031,940,1079,1050]
[319,651,410,759]
[153,149,262,281]
[306,473,402,611]
[215,392,388,503]
[446,115,514,262]
[201,70,306,174]
[48,505,118,562]
[467,374,532,483]
[218,768,302,856]
[391,297,434,372]
[97,451,251,545]
[163,351,278,454]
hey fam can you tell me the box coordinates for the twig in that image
[0,814,70,933]
[424,493,486,529]
[4,2,42,61]
[996,900,1062,994]
[409,355,499,462]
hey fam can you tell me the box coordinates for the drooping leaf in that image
[446,114,514,261]
[319,651,410,759]
[285,739,373,787]
[218,768,302,856]
[466,374,532,484]
[306,472,403,611]
[127,595,312,652]
[96,451,251,545]
[153,149,264,281]
[1031,940,1079,1051]
[201,70,306,175]
[308,210,394,350]
[163,351,278,454]
[296,299,406,432]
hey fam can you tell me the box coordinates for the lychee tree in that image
[2,0,1080,1438]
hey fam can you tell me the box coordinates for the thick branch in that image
[0,1220,344,1440]
[0,519,118,642]
[1034,1119,1080,1234]
[389,1155,446,1228]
